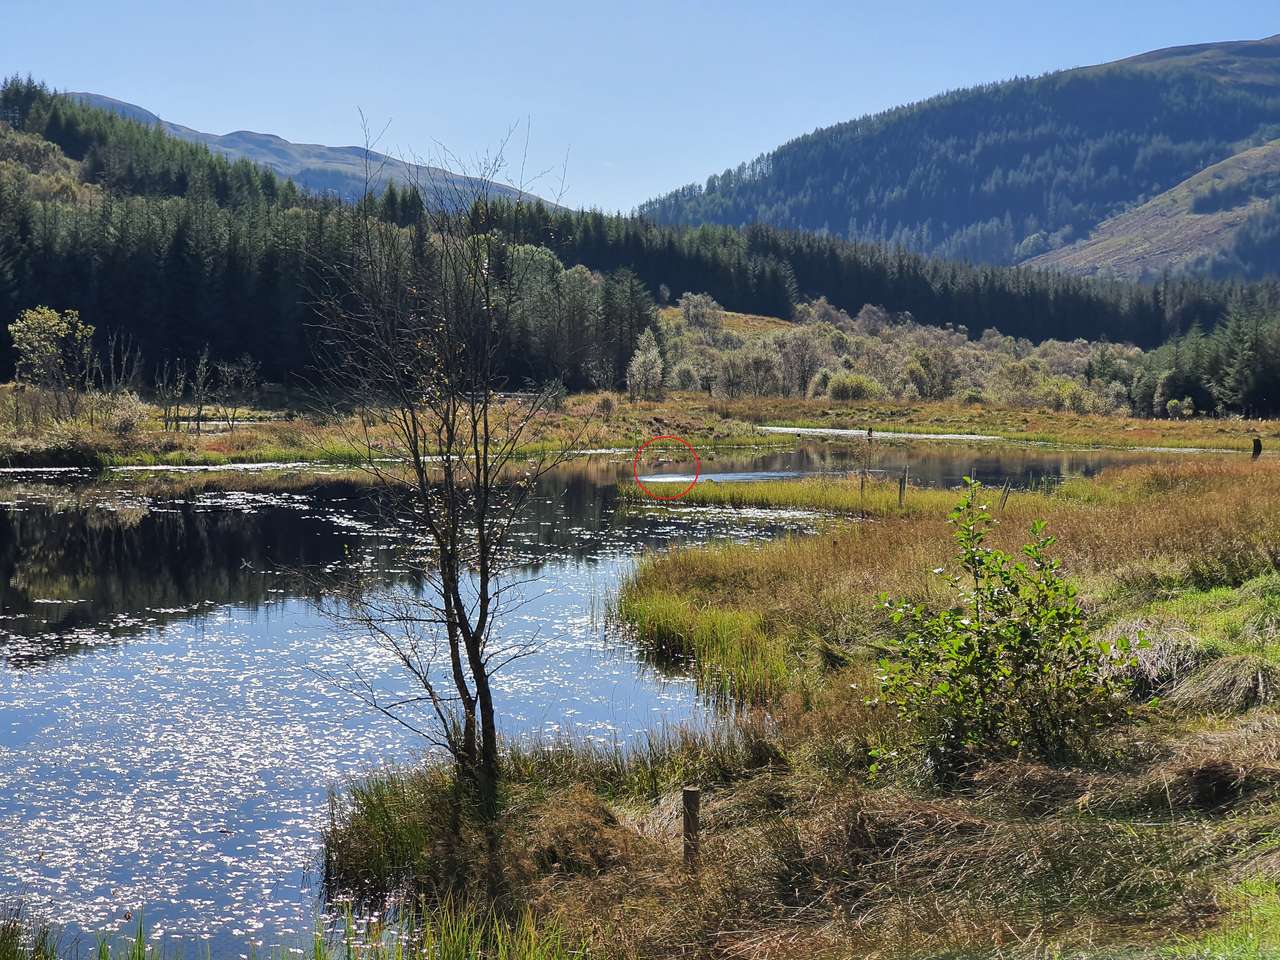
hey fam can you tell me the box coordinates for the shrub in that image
[877,480,1134,779]
[672,362,700,391]
[807,367,833,398]
[827,372,883,402]
[678,292,723,330]
[98,391,148,436]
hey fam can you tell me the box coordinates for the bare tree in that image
[310,127,578,831]
[153,358,187,432]
[189,347,213,434]
[104,331,145,395]
[213,355,259,431]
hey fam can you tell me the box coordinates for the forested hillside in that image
[2,75,1278,391]
[639,35,1280,268]
[1025,140,1280,279]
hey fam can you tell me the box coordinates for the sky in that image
[3,0,1278,211]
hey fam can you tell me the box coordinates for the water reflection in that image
[0,488,397,664]
[639,440,1176,489]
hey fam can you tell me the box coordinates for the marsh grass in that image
[0,905,55,960]
[612,593,787,700]
[6,387,1271,471]
[620,474,958,515]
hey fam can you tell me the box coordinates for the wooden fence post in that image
[898,467,908,508]
[683,785,701,872]
[1253,437,1263,460]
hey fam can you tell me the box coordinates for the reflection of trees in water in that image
[0,492,401,662]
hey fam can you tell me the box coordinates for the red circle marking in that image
[633,436,701,501]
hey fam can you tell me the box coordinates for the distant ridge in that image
[69,92,542,206]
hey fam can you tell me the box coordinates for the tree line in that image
[4,75,1280,393]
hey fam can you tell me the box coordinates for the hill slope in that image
[639,35,1280,269]
[1027,140,1280,279]
[69,91,534,204]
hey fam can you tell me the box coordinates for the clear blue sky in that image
[2,0,1277,210]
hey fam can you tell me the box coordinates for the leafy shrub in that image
[827,372,883,402]
[877,480,1134,779]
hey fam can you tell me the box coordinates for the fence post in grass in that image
[1253,437,1263,460]
[683,785,701,872]
[999,478,1012,511]
[898,467,908,509]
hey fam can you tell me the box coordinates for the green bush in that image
[877,480,1134,779]
[827,372,883,402]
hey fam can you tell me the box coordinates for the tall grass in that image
[621,475,957,515]
[614,591,787,700]
[623,460,1280,678]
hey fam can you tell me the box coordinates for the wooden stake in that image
[683,785,701,872]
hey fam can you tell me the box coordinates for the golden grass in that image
[2,384,1271,470]
[620,459,1280,705]
[621,474,957,515]
[657,306,793,339]
[627,392,1274,451]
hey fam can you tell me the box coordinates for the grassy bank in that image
[0,388,796,469]
[2,388,1273,469]
[321,458,1280,958]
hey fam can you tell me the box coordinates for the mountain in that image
[68,91,534,205]
[638,35,1280,272]
[1026,140,1280,279]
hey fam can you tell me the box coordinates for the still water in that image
[0,440,1193,953]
